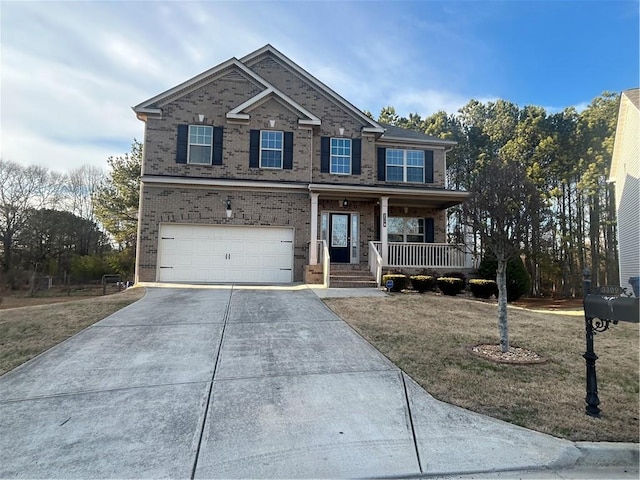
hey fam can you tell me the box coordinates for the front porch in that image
[367,241,476,286]
[305,187,477,286]
[307,240,476,287]
[305,185,474,287]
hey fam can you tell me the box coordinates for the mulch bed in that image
[468,344,548,364]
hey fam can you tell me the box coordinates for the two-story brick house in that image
[133,44,470,285]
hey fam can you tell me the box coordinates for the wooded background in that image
[369,92,620,296]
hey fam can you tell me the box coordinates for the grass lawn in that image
[0,287,145,376]
[324,293,639,443]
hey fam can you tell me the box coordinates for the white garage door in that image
[158,224,294,283]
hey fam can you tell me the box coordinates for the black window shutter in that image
[425,150,434,183]
[249,130,260,168]
[352,138,361,175]
[377,147,386,181]
[212,126,223,165]
[320,136,330,173]
[283,131,293,170]
[176,125,189,164]
[425,218,435,243]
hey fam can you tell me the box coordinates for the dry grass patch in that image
[325,294,639,442]
[0,287,145,376]
[0,285,123,309]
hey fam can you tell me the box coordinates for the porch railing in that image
[372,242,474,269]
[318,239,330,287]
[309,240,330,287]
[368,242,383,286]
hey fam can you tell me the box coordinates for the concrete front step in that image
[329,264,378,288]
[330,280,379,288]
[330,264,370,271]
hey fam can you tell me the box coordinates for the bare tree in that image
[0,160,62,271]
[471,157,539,352]
[64,165,105,221]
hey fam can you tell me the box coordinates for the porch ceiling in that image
[309,184,470,209]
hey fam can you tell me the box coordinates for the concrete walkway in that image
[0,286,637,478]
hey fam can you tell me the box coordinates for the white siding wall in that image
[612,92,640,295]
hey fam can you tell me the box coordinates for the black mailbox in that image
[612,296,640,323]
[582,278,639,417]
[584,294,640,324]
[584,295,614,322]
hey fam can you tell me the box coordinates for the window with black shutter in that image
[176,125,224,165]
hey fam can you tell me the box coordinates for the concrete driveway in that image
[0,286,622,478]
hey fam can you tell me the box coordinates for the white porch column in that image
[381,196,389,265]
[309,193,319,265]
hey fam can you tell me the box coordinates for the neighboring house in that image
[609,88,640,296]
[133,44,470,285]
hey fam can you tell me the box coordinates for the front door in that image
[329,213,350,263]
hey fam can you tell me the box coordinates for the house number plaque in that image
[382,213,387,228]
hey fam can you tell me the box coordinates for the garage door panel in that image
[158,225,293,283]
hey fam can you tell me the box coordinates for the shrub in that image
[437,277,465,296]
[382,274,408,292]
[71,255,111,283]
[2,268,30,291]
[469,279,498,298]
[477,256,531,301]
[410,275,436,293]
[442,271,467,282]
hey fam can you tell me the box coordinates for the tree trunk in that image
[589,193,601,286]
[605,183,619,285]
[496,257,509,352]
[560,182,571,296]
[531,210,540,296]
[576,186,586,293]
[2,234,13,272]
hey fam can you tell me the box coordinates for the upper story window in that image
[330,138,352,174]
[188,125,213,164]
[377,147,433,183]
[321,137,361,175]
[249,129,292,170]
[386,149,425,183]
[260,130,283,168]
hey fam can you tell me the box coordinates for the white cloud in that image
[1,126,131,174]
[542,102,590,114]
[101,35,165,77]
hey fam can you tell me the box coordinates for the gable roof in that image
[623,88,640,109]
[226,87,321,126]
[133,44,385,133]
[133,58,269,116]
[132,54,321,127]
[610,88,640,181]
[378,123,457,146]
[132,44,454,147]
[240,44,384,133]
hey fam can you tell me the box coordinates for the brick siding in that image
[136,49,455,283]
[137,186,310,282]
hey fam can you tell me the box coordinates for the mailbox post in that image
[582,269,640,417]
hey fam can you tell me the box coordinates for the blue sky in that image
[1,0,638,173]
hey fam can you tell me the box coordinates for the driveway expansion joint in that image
[211,367,398,382]
[92,321,225,327]
[229,318,342,324]
[190,285,233,480]
[401,372,423,474]
[0,380,213,404]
